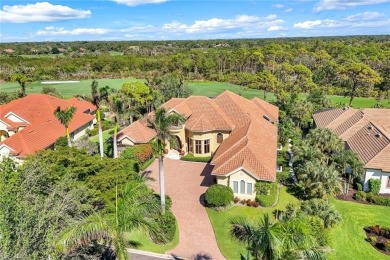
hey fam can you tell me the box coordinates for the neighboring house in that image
[118,91,279,199]
[0,94,96,162]
[313,108,390,194]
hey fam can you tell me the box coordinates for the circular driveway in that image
[145,159,226,260]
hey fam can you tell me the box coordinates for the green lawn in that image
[89,128,114,143]
[207,187,299,259]
[1,78,382,108]
[124,221,179,253]
[329,198,390,260]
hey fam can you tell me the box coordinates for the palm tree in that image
[12,73,29,98]
[54,106,77,147]
[56,181,161,259]
[148,108,185,213]
[78,80,110,159]
[108,92,123,159]
[231,214,281,260]
[306,128,343,161]
[332,150,363,194]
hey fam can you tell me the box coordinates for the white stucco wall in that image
[216,168,257,200]
[119,137,135,146]
[364,168,390,194]
[0,121,9,131]
[6,113,26,123]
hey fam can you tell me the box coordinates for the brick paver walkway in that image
[145,159,226,260]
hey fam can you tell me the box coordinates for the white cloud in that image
[272,4,284,8]
[0,2,91,23]
[163,14,284,34]
[294,12,390,29]
[36,27,111,36]
[113,0,168,6]
[314,0,390,12]
[345,12,385,21]
[267,25,286,31]
[284,8,293,13]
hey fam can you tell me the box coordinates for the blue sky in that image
[1,0,389,42]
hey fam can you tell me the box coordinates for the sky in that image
[0,0,389,42]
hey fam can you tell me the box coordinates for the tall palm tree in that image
[231,214,281,260]
[78,80,110,159]
[108,92,123,159]
[54,106,77,147]
[12,73,29,98]
[148,108,185,213]
[56,181,161,259]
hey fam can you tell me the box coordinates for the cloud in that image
[267,26,286,31]
[163,14,284,34]
[294,12,390,29]
[0,2,91,23]
[272,4,284,8]
[284,8,293,13]
[112,0,168,6]
[36,27,111,36]
[314,0,390,12]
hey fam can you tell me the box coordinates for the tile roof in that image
[0,94,96,157]
[313,108,390,171]
[121,90,279,181]
[117,119,156,144]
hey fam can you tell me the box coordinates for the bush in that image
[356,182,363,192]
[151,211,176,243]
[255,181,272,195]
[121,144,153,163]
[55,136,68,148]
[354,191,367,201]
[180,154,211,163]
[301,199,342,228]
[277,170,291,185]
[205,184,234,208]
[366,193,390,207]
[384,240,390,252]
[86,128,98,137]
[368,179,381,194]
[256,182,278,207]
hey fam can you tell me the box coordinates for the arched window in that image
[240,180,245,194]
[217,133,223,144]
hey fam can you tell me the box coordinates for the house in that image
[313,108,390,194]
[0,94,96,162]
[118,91,279,199]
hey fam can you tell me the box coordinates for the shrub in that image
[205,184,234,207]
[256,182,278,207]
[252,201,260,207]
[354,191,367,201]
[180,154,211,163]
[356,182,363,192]
[55,136,68,148]
[121,144,153,163]
[277,170,291,185]
[86,128,98,137]
[234,197,240,203]
[150,211,176,243]
[368,179,381,194]
[366,193,390,207]
[255,181,272,195]
[384,240,390,252]
[301,199,342,228]
[154,194,172,211]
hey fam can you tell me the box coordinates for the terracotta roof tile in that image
[313,108,346,128]
[0,94,96,157]
[117,119,156,144]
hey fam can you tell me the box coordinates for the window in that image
[217,133,223,144]
[240,180,245,194]
[195,140,202,154]
[188,137,193,153]
[204,139,210,154]
[233,181,238,193]
[247,183,253,195]
[387,177,390,188]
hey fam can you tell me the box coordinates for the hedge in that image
[180,154,211,163]
[354,191,390,207]
[368,179,381,194]
[256,182,278,207]
[205,184,234,207]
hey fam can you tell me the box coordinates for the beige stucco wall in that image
[216,168,257,200]
[71,121,94,141]
[184,130,230,157]
[119,137,135,146]
[0,121,8,131]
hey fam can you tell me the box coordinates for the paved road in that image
[145,159,226,260]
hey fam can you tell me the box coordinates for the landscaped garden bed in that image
[364,225,390,256]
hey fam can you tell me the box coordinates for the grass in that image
[1,78,383,108]
[329,198,390,260]
[89,128,114,143]
[124,221,179,253]
[207,187,299,259]
[180,153,212,163]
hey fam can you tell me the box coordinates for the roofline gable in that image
[4,112,30,124]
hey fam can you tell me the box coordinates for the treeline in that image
[1,36,389,103]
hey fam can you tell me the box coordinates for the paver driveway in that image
[145,159,226,260]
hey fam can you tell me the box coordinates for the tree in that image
[78,80,110,159]
[147,108,185,213]
[57,181,162,259]
[54,106,76,147]
[306,128,343,158]
[12,73,29,98]
[256,70,278,100]
[339,63,381,106]
[288,100,314,128]
[121,81,155,113]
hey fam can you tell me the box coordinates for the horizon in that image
[1,0,390,43]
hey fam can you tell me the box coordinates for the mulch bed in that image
[364,226,390,256]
